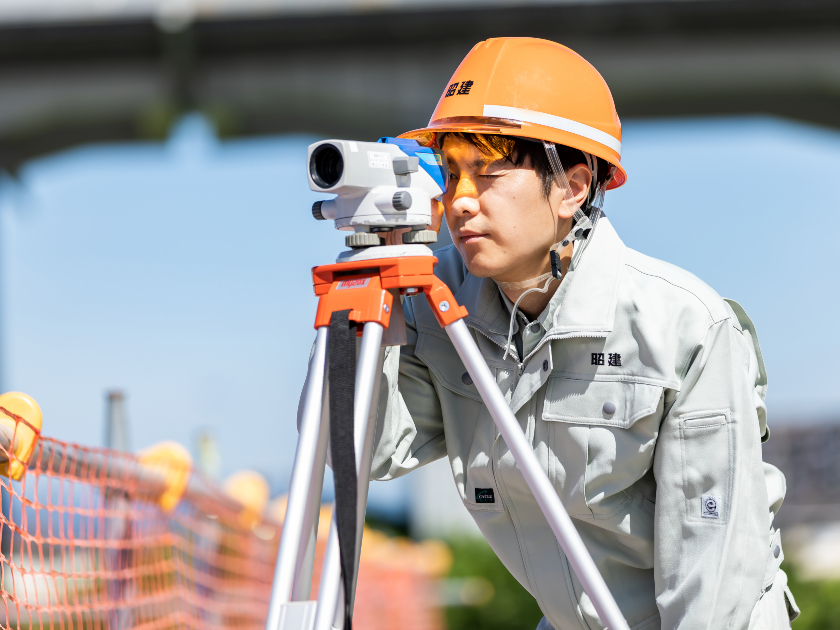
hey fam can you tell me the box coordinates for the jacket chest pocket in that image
[542,377,664,519]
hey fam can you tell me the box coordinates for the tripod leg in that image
[445,319,631,630]
[291,373,331,601]
[313,322,384,630]
[313,513,343,630]
[266,326,329,630]
[349,346,387,614]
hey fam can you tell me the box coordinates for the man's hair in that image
[438,132,609,207]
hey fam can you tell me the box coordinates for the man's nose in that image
[450,177,480,216]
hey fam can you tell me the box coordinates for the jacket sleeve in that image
[369,295,447,481]
[652,317,770,629]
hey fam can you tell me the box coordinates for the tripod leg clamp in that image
[425,276,468,328]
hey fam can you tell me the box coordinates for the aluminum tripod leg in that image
[291,372,331,601]
[266,327,330,630]
[350,345,386,613]
[445,319,631,630]
[313,516,342,630]
[313,322,384,630]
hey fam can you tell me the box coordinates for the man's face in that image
[441,135,577,284]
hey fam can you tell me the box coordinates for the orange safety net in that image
[0,410,449,630]
[0,416,278,629]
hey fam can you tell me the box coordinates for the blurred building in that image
[764,423,840,528]
[195,428,221,478]
[3,0,840,171]
[763,423,840,580]
[104,389,130,451]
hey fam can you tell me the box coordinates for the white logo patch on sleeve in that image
[701,495,722,519]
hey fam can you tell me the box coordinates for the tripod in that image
[264,244,630,630]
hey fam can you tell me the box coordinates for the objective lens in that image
[310,144,343,188]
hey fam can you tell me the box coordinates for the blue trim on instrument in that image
[378,137,448,194]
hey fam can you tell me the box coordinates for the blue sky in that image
[0,114,837,502]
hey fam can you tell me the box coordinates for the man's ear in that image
[552,163,592,219]
[566,163,592,209]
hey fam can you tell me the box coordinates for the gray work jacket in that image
[369,218,786,630]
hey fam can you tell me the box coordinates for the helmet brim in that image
[400,116,627,190]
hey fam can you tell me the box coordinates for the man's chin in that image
[456,245,507,277]
[460,257,500,280]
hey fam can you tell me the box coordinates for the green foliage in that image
[442,545,840,630]
[785,563,840,629]
[444,537,544,630]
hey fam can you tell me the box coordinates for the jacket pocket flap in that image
[543,378,663,428]
[416,331,483,402]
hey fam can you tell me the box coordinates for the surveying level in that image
[264,138,631,630]
[308,137,446,248]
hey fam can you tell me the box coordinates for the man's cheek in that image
[444,211,458,236]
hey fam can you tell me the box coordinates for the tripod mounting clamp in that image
[312,255,468,331]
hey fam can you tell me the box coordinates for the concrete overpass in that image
[1,0,840,170]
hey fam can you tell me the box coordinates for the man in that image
[369,38,797,629]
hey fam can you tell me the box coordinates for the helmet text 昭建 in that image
[445,80,474,97]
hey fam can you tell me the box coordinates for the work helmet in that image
[399,37,626,190]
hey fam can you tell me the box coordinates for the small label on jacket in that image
[701,495,722,519]
[475,488,495,504]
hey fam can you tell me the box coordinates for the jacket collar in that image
[456,217,625,342]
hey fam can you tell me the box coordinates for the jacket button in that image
[462,372,473,386]
[530,323,540,333]
[774,545,781,559]
[542,360,549,372]
[603,402,616,415]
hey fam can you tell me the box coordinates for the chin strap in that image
[499,207,592,362]
[502,274,556,362]
[550,207,592,278]
[496,272,555,291]
[543,141,595,279]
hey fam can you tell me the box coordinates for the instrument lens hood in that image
[310,144,343,188]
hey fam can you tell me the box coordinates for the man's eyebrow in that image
[446,155,512,170]
[469,156,510,170]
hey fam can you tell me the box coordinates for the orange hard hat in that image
[399,37,627,190]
